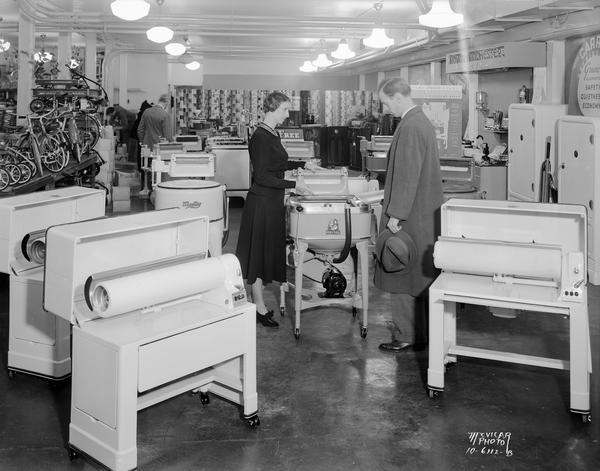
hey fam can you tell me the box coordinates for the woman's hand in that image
[304,160,319,172]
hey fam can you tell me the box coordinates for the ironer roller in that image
[86,255,228,317]
[427,199,592,423]
[43,209,259,471]
[434,237,562,283]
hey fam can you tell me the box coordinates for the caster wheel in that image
[352,307,357,318]
[246,415,260,428]
[294,328,300,340]
[280,306,285,317]
[360,326,367,338]
[199,392,210,405]
[582,414,592,424]
[7,370,16,379]
[68,446,78,461]
[428,389,441,399]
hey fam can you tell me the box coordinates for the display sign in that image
[568,34,600,116]
[411,85,463,159]
[445,42,546,74]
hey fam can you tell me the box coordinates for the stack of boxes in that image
[111,185,131,213]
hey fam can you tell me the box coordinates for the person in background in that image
[374,77,443,352]
[106,104,137,162]
[137,93,173,150]
[235,91,312,328]
[131,100,152,186]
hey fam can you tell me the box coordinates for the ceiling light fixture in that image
[67,57,81,69]
[146,26,174,43]
[312,39,332,68]
[331,39,355,60]
[165,41,186,56]
[313,53,332,68]
[363,2,394,49]
[418,0,464,28]
[110,0,150,21]
[33,34,53,63]
[185,61,201,71]
[299,60,317,72]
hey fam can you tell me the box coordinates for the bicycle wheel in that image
[84,149,104,175]
[29,98,46,113]
[4,163,22,184]
[74,112,100,150]
[6,147,37,178]
[17,162,32,184]
[0,168,9,191]
[40,136,67,173]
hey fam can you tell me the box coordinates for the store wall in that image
[109,53,168,110]
[478,68,533,147]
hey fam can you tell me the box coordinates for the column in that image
[57,32,72,80]
[546,40,565,104]
[119,53,128,106]
[85,32,97,87]
[430,61,442,85]
[16,13,34,124]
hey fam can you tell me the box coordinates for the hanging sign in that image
[445,42,546,74]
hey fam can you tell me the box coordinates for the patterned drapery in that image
[175,87,378,130]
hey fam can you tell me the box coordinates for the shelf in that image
[484,127,508,134]
[0,154,99,197]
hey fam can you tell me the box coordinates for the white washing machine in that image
[154,179,227,256]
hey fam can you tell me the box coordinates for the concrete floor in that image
[0,195,599,470]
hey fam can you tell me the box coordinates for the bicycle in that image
[16,111,68,174]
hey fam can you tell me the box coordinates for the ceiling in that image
[0,0,599,71]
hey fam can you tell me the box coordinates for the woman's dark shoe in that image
[257,313,279,328]
[379,340,412,352]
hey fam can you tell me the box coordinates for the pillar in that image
[16,13,34,124]
[85,32,97,87]
[57,32,72,80]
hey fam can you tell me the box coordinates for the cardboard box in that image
[111,200,131,212]
[112,186,130,201]
[115,169,140,187]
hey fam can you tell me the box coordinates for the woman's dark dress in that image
[235,123,295,284]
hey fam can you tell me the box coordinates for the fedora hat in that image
[375,228,417,273]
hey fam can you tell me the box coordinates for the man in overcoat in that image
[374,77,443,352]
[137,93,173,150]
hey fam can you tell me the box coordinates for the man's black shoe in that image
[379,340,412,352]
[257,313,279,328]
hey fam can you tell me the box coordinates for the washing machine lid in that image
[157,179,222,190]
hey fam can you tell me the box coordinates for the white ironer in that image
[43,209,259,471]
[427,199,592,423]
[0,186,105,380]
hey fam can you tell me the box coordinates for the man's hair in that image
[158,94,169,104]
[105,106,115,115]
[378,78,411,98]
[263,91,290,113]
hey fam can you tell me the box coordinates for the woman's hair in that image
[263,91,290,113]
[378,78,411,98]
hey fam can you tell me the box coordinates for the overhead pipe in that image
[325,35,431,71]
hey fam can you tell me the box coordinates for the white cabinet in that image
[558,115,600,285]
[507,104,567,202]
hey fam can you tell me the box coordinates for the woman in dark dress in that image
[235,92,311,328]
